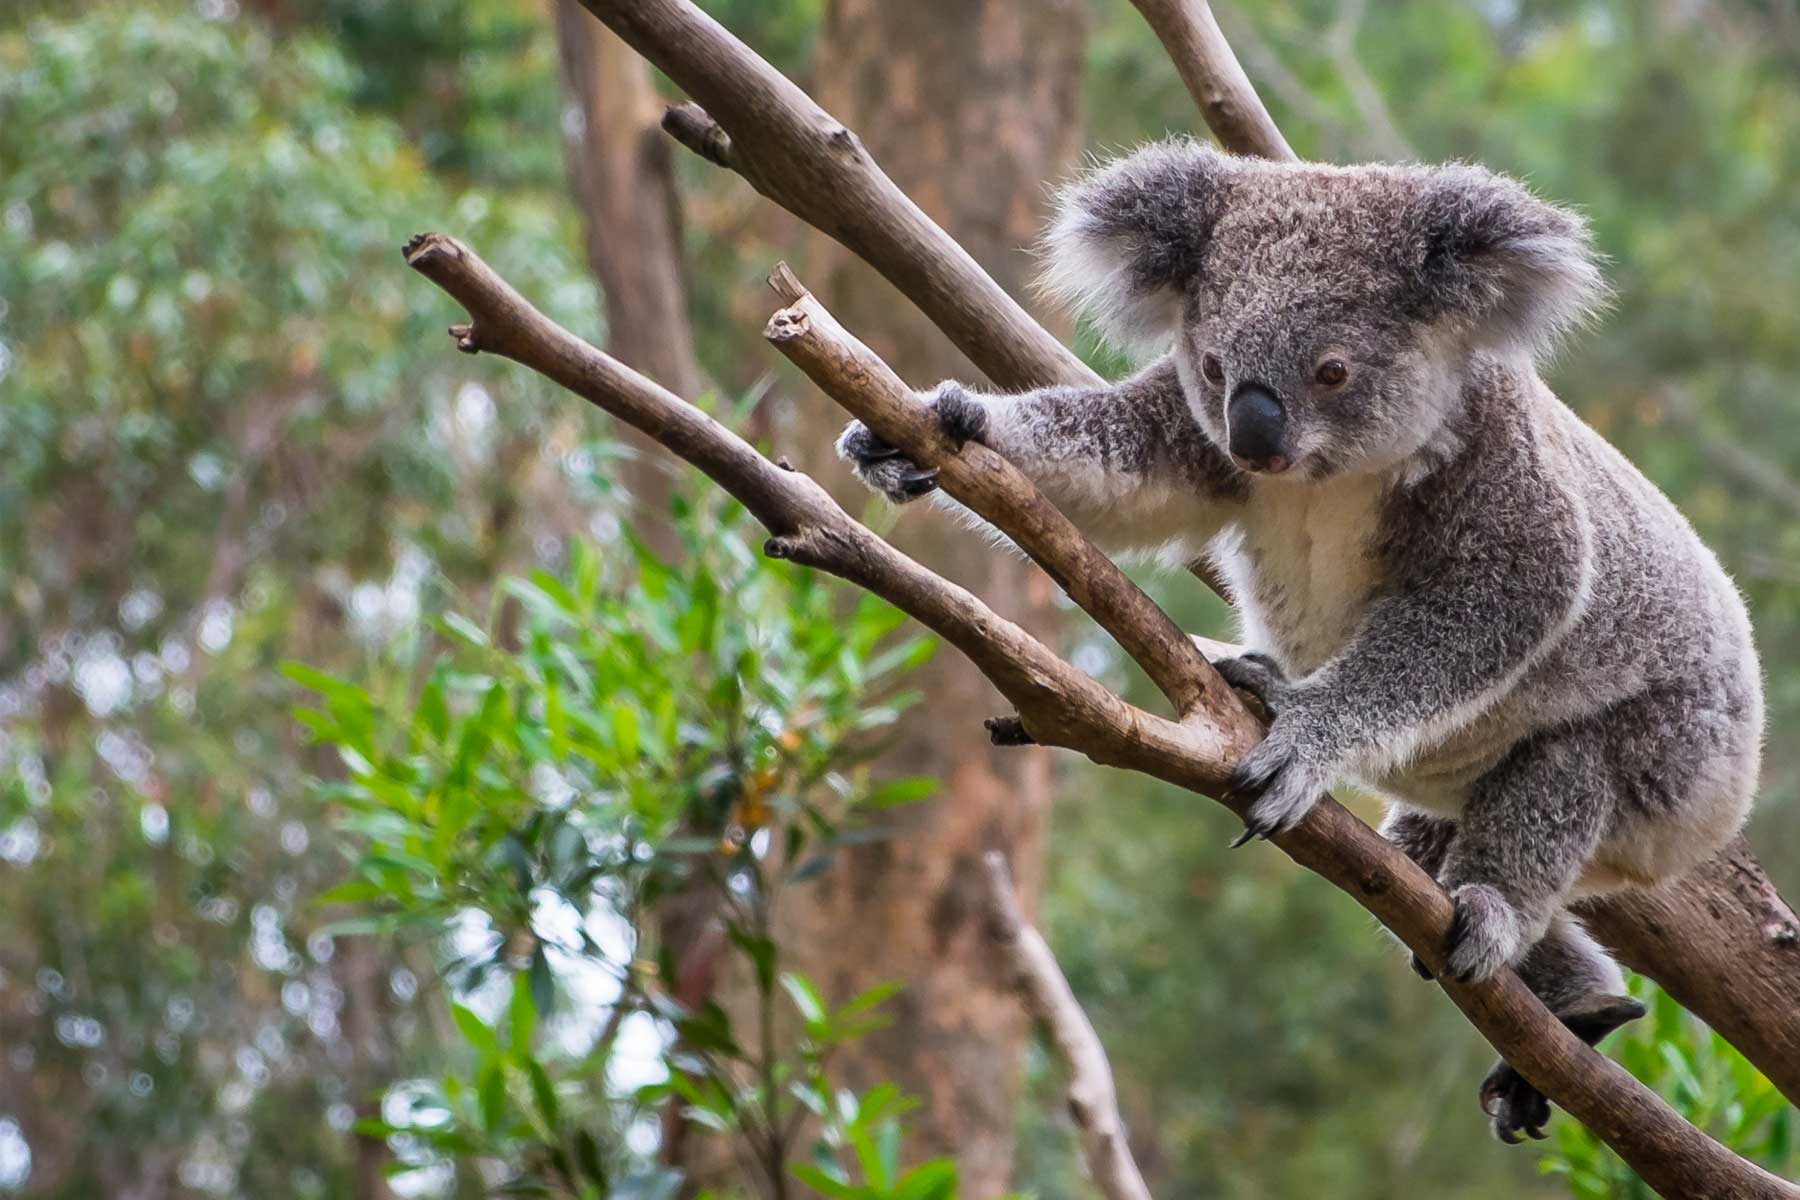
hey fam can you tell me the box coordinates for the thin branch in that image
[575,0,1099,395]
[762,263,1241,725]
[405,233,1800,1199]
[1323,0,1417,161]
[983,853,1151,1200]
[1125,0,1297,161]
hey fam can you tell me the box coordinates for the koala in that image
[837,140,1764,1142]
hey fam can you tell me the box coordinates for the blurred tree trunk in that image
[552,0,702,555]
[769,1,1088,1191]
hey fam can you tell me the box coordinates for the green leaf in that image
[727,925,778,995]
[892,1159,957,1200]
[529,942,557,1019]
[509,972,537,1052]
[527,1059,559,1129]
[439,611,491,648]
[790,1163,863,1200]
[478,1061,506,1135]
[780,972,828,1034]
[452,1002,499,1059]
[864,777,937,809]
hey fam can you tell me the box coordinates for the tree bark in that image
[747,2,1086,1192]
[552,0,701,553]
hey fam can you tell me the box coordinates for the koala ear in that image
[1037,139,1236,352]
[1406,166,1609,359]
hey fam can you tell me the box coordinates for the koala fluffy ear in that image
[1407,166,1609,359]
[1037,139,1236,353]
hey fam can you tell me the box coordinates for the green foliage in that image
[1541,980,1798,1197]
[291,495,949,1195]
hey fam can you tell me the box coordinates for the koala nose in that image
[1226,384,1291,473]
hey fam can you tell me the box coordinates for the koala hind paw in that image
[1479,1062,1552,1145]
[1476,991,1645,1145]
[1444,884,1524,983]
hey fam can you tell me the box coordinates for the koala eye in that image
[1201,352,1226,385]
[1314,358,1349,388]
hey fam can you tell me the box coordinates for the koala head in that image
[1038,140,1607,479]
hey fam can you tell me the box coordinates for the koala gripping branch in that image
[406,232,1798,1200]
[572,0,1800,1135]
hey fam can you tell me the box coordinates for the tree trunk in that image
[553,0,702,555]
[769,2,1087,1192]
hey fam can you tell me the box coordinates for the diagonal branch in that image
[1123,0,1297,160]
[405,233,1798,1199]
[762,264,1240,726]
[576,0,1099,394]
[983,852,1151,1200]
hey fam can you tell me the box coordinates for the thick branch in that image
[405,236,1799,1199]
[575,0,1099,393]
[983,853,1151,1200]
[1125,0,1297,160]
[763,264,1244,727]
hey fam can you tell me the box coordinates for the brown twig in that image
[1125,0,1297,160]
[762,264,1241,725]
[405,232,1799,1199]
[983,853,1151,1200]
[573,0,1100,393]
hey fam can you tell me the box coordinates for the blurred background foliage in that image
[1,0,1796,1197]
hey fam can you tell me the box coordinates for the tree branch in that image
[1124,0,1297,160]
[404,233,1799,1198]
[575,0,1100,394]
[762,263,1241,726]
[983,853,1151,1200]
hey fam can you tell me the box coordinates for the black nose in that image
[1226,384,1289,470]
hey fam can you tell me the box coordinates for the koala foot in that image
[1226,723,1329,847]
[1479,1061,1552,1144]
[1213,652,1295,718]
[835,383,987,504]
[1444,884,1524,983]
[1479,992,1645,1145]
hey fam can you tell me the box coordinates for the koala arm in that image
[1225,441,1591,839]
[838,356,1245,558]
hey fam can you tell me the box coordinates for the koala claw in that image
[1212,652,1293,717]
[1409,952,1434,981]
[1225,731,1327,847]
[1476,992,1644,1146]
[835,383,985,505]
[1480,1062,1552,1145]
[1444,884,1524,983]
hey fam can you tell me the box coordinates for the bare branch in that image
[762,264,1243,725]
[575,0,1100,394]
[1125,0,1297,161]
[405,234,1800,1199]
[983,853,1151,1200]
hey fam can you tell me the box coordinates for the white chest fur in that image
[1215,472,1389,676]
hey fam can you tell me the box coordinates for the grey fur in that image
[836,141,1762,1137]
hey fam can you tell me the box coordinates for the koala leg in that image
[1436,725,1611,984]
[1478,915,1645,1144]
[1378,806,1458,979]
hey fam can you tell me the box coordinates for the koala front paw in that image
[836,421,940,503]
[930,382,989,448]
[1226,722,1329,846]
[1444,884,1524,982]
[834,383,987,505]
[1213,652,1294,717]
